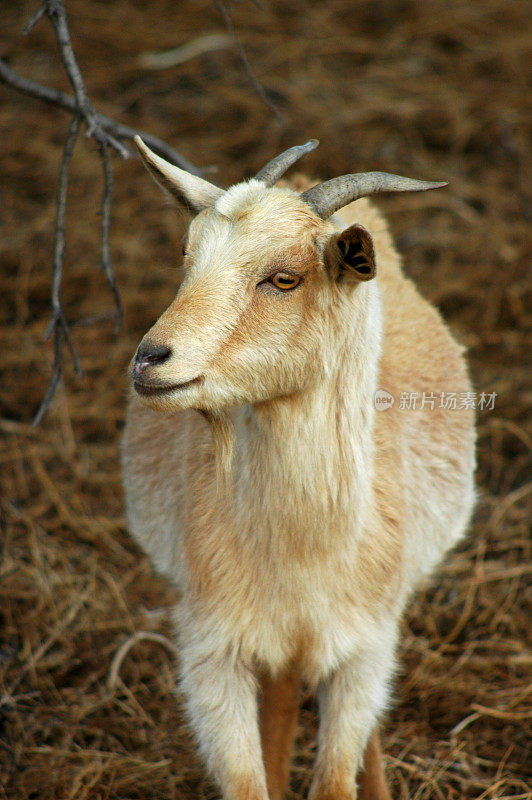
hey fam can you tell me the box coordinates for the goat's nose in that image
[133,341,172,373]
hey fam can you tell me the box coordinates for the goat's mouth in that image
[133,376,203,397]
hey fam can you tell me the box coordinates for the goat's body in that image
[122,192,475,799]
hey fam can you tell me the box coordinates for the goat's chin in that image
[132,378,238,415]
[133,383,201,414]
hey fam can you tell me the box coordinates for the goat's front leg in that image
[179,629,268,800]
[309,645,395,800]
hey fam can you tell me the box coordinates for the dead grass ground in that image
[0,1,530,798]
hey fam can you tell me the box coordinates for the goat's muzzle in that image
[131,339,203,399]
[133,341,172,375]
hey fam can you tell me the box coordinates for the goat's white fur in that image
[122,145,476,800]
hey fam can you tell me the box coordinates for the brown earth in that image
[0,1,530,798]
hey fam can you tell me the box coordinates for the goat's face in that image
[132,183,338,413]
[130,137,443,413]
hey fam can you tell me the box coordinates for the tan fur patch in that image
[310,764,356,800]
[357,730,392,800]
[259,668,301,800]
[230,775,268,800]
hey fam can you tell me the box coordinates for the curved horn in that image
[301,172,448,219]
[254,139,319,186]
[135,136,223,213]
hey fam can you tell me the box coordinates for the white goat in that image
[121,138,476,800]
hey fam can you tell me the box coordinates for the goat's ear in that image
[134,136,223,214]
[324,223,376,283]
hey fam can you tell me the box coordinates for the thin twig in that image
[214,0,284,124]
[107,631,178,691]
[23,4,46,35]
[97,139,122,332]
[138,33,233,70]
[33,115,81,427]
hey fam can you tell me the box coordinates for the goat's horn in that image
[255,139,319,186]
[301,173,448,219]
[135,136,223,213]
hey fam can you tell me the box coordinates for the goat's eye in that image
[270,272,301,290]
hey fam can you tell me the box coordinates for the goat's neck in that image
[231,282,382,549]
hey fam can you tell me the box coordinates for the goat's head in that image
[131,138,445,413]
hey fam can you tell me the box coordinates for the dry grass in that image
[0,1,530,798]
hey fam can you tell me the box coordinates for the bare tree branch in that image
[33,115,81,427]
[0,0,205,424]
[20,0,122,424]
[44,0,128,157]
[0,58,202,174]
[214,0,284,124]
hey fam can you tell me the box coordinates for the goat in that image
[121,137,476,800]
